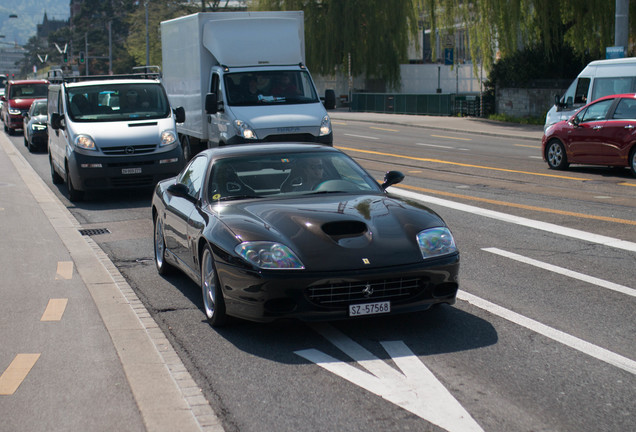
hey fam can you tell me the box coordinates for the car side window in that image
[579,99,614,123]
[177,155,208,198]
[612,98,636,120]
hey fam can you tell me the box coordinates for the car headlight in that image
[75,134,96,150]
[416,227,457,259]
[8,106,21,115]
[160,130,177,146]
[319,115,331,136]
[233,120,258,140]
[32,124,47,131]
[235,241,305,269]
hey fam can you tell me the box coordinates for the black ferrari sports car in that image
[152,143,459,326]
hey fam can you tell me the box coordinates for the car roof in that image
[202,143,340,159]
[65,79,161,88]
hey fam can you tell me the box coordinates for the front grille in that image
[101,144,157,155]
[263,133,316,143]
[307,277,423,308]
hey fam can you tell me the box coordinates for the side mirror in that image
[205,93,218,114]
[570,116,580,127]
[381,170,405,190]
[174,106,185,123]
[50,113,63,130]
[0,95,5,102]
[167,182,189,197]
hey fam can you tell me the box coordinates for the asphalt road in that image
[4,117,635,432]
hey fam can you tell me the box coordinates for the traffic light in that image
[63,51,68,63]
[79,51,85,64]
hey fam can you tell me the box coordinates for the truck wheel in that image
[65,163,84,202]
[180,135,192,162]
[324,89,336,110]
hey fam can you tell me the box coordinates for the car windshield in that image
[208,151,381,202]
[9,83,48,99]
[225,70,319,106]
[32,101,47,116]
[66,83,170,122]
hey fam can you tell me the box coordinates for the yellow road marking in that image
[430,134,472,141]
[0,354,40,395]
[370,126,399,132]
[619,182,636,187]
[41,298,68,321]
[514,144,540,149]
[332,121,347,125]
[337,146,588,180]
[55,261,73,280]
[396,184,636,226]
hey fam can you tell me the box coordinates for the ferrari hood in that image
[216,194,446,271]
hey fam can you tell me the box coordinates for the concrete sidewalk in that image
[0,134,223,432]
[329,110,545,142]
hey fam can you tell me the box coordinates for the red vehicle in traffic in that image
[542,93,636,176]
[1,79,49,135]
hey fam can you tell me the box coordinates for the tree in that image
[253,0,421,90]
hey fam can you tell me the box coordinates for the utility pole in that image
[615,0,629,55]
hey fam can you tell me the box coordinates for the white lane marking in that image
[388,188,636,252]
[296,323,484,432]
[458,291,636,375]
[416,142,454,149]
[483,247,636,298]
[343,133,379,140]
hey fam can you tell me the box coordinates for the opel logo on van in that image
[125,146,135,154]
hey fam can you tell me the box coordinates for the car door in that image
[599,97,636,164]
[566,98,615,164]
[163,154,209,273]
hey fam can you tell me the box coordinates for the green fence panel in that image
[351,93,453,116]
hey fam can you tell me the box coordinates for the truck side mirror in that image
[205,93,218,114]
[174,106,185,123]
[50,113,64,130]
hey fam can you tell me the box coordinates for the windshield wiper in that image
[216,194,263,201]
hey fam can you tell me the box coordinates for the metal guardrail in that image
[350,92,491,117]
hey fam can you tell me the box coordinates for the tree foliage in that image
[253,0,421,90]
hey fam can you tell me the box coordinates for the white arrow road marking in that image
[295,324,484,432]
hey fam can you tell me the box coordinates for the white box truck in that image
[545,57,636,130]
[161,11,333,155]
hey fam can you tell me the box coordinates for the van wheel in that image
[50,155,63,184]
[65,164,84,202]
[546,139,569,170]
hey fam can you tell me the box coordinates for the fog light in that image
[159,158,179,164]
[80,163,103,168]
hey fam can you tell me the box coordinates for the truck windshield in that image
[67,83,170,122]
[225,70,319,106]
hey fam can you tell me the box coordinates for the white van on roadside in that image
[47,69,186,201]
[545,57,636,130]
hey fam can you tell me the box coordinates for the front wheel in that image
[50,154,63,184]
[65,164,84,202]
[546,140,569,170]
[153,215,173,275]
[201,244,227,327]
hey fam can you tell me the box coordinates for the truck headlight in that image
[320,115,331,136]
[233,120,258,140]
[416,227,457,259]
[160,130,177,147]
[75,134,96,150]
[235,241,304,269]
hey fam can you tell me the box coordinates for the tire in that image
[153,215,173,275]
[180,134,192,163]
[24,135,28,147]
[629,147,636,177]
[65,164,84,202]
[201,244,227,327]
[50,154,63,184]
[546,139,569,170]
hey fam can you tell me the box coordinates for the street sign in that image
[606,46,625,59]
[444,48,453,65]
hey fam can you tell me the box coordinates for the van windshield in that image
[225,70,319,106]
[67,83,170,122]
[9,83,48,99]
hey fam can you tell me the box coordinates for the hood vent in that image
[322,221,367,240]
[128,122,158,127]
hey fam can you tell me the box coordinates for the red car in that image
[542,93,636,176]
[1,79,49,135]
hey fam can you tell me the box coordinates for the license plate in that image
[122,167,142,174]
[349,301,390,317]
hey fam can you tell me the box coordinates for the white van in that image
[545,57,636,130]
[47,70,186,201]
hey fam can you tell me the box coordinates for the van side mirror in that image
[205,93,219,114]
[381,171,405,190]
[174,106,185,123]
[50,113,64,130]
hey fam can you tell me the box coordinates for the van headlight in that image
[160,130,177,147]
[8,106,21,115]
[75,134,96,150]
[233,120,258,140]
[320,115,331,136]
[416,227,457,259]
